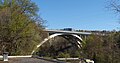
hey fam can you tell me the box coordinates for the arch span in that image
[31,33,83,55]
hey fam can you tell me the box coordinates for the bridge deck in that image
[45,30,92,35]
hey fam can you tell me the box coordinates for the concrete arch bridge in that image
[31,29,91,55]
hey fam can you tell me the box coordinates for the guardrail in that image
[57,58,79,60]
[0,55,32,58]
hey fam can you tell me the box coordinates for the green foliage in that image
[82,33,120,63]
[0,0,45,55]
[58,52,70,58]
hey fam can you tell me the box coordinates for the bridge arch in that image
[31,33,84,55]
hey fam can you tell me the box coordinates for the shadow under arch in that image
[31,33,83,55]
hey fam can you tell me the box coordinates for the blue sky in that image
[32,0,120,30]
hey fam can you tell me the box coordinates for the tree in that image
[109,0,120,25]
[82,33,120,63]
[0,0,45,55]
[109,0,120,13]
